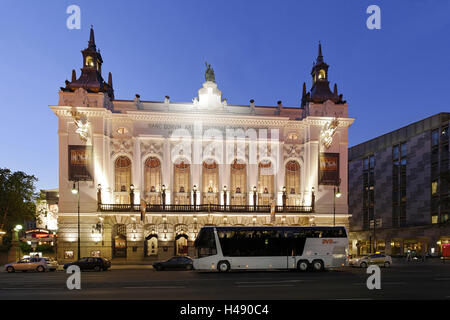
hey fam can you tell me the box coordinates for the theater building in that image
[348,113,450,256]
[51,28,354,263]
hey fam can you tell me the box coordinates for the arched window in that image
[173,159,190,204]
[230,159,246,205]
[144,157,161,204]
[319,69,326,80]
[258,160,274,205]
[202,160,218,193]
[114,156,131,192]
[202,160,219,204]
[86,56,94,67]
[144,157,161,193]
[285,160,300,195]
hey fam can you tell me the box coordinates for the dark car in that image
[64,257,111,271]
[153,256,193,271]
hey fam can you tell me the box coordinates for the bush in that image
[19,242,54,254]
[0,236,12,252]
[0,244,11,252]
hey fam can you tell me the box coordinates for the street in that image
[0,260,449,300]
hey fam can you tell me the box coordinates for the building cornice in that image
[124,111,309,128]
[304,116,355,128]
[49,105,112,117]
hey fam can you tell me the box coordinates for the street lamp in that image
[161,184,166,210]
[193,185,198,211]
[129,184,135,208]
[333,179,342,226]
[253,186,257,212]
[13,224,23,260]
[223,185,227,209]
[71,180,81,260]
[97,184,102,211]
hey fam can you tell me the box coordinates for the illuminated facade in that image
[52,28,353,262]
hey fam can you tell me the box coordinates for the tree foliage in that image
[0,168,38,233]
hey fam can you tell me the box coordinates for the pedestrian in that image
[406,250,411,262]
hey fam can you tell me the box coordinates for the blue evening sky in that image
[0,0,449,190]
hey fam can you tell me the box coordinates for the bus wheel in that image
[312,260,324,272]
[297,260,309,272]
[218,261,230,272]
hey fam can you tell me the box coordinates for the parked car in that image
[63,257,111,271]
[42,257,59,271]
[4,257,53,273]
[153,256,193,271]
[349,254,392,268]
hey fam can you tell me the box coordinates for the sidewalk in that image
[111,264,154,270]
[392,257,449,265]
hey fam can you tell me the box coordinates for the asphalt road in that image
[0,261,449,300]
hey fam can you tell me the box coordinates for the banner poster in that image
[319,152,339,185]
[68,145,93,181]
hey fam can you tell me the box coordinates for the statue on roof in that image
[205,62,215,83]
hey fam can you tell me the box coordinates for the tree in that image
[0,168,38,233]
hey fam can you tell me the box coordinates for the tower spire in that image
[317,41,324,64]
[88,25,96,50]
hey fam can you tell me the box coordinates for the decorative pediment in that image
[283,144,304,160]
[141,141,163,158]
[110,138,134,157]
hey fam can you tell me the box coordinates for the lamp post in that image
[333,179,342,226]
[253,186,257,212]
[129,184,135,209]
[282,186,287,212]
[223,185,227,210]
[193,185,198,211]
[161,184,166,210]
[13,224,23,260]
[97,184,102,211]
[71,181,80,260]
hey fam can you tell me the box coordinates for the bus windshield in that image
[194,227,217,258]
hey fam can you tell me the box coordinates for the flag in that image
[140,198,147,222]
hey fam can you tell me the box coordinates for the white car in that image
[349,254,392,268]
[42,257,59,271]
[4,257,56,273]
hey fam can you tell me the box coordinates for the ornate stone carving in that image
[320,117,339,149]
[110,138,134,157]
[71,108,90,142]
[73,88,90,108]
[140,141,163,158]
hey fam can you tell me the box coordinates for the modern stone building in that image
[349,113,450,256]
[51,28,354,263]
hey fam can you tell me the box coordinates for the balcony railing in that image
[99,203,313,213]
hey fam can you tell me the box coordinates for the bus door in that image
[286,230,298,269]
[290,233,307,269]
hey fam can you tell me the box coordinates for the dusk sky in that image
[0,0,449,190]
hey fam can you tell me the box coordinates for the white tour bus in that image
[193,226,348,272]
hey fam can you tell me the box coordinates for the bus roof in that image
[200,226,347,231]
